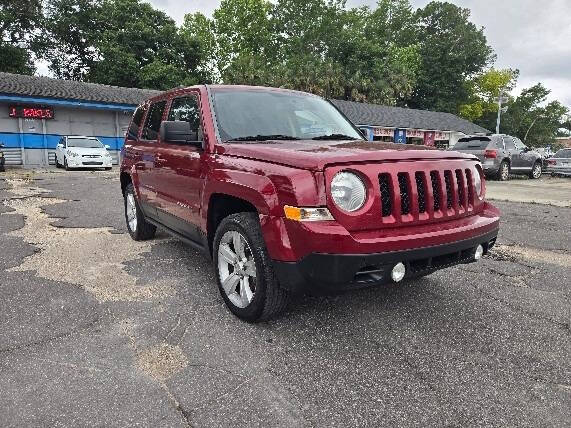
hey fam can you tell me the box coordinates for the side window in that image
[128,105,146,139]
[493,138,504,150]
[167,95,202,141]
[503,136,515,150]
[142,101,167,141]
[513,138,525,150]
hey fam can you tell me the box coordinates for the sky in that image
[146,0,571,109]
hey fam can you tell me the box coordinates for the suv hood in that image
[215,140,477,170]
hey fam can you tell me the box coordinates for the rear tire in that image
[124,182,156,241]
[529,162,542,179]
[213,212,290,322]
[496,160,510,181]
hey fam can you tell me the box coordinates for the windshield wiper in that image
[225,134,300,142]
[311,134,360,140]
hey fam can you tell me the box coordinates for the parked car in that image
[120,85,500,321]
[0,142,5,172]
[55,136,113,170]
[546,148,571,177]
[451,134,543,180]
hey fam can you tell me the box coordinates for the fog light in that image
[474,244,484,261]
[391,262,406,282]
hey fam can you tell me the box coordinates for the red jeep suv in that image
[120,85,500,321]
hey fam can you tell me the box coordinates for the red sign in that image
[9,106,54,119]
[424,131,435,146]
[372,127,393,137]
[408,129,424,138]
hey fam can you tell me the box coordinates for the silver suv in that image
[452,134,543,181]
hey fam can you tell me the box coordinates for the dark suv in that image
[120,85,500,321]
[452,134,543,181]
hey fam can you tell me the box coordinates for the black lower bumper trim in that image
[273,229,498,293]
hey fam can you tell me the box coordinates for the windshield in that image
[67,138,103,148]
[210,88,363,142]
[554,149,571,158]
[454,137,491,150]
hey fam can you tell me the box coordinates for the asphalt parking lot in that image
[1,169,570,427]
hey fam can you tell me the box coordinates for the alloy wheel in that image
[532,164,542,179]
[126,192,138,232]
[217,230,257,309]
[501,163,509,180]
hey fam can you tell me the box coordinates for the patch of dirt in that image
[2,178,173,302]
[137,343,189,381]
[492,244,571,268]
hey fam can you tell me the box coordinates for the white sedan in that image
[55,136,113,170]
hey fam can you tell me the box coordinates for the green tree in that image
[43,0,203,89]
[408,1,494,113]
[500,84,569,147]
[0,0,42,74]
[459,68,519,122]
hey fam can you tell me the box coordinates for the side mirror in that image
[159,121,201,147]
[104,144,110,149]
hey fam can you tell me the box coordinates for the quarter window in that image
[168,95,202,141]
[128,105,146,139]
[142,101,166,140]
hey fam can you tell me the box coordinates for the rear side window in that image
[555,149,571,158]
[503,136,515,150]
[168,95,202,140]
[455,137,491,150]
[142,101,167,140]
[128,106,146,139]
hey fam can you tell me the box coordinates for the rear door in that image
[134,100,167,219]
[503,135,518,166]
[154,93,206,242]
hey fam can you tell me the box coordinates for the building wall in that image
[0,101,134,166]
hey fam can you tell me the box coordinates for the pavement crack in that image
[0,316,99,355]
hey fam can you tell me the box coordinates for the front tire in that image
[124,182,156,241]
[213,212,290,322]
[64,157,70,171]
[54,155,60,168]
[529,162,542,179]
[496,160,510,181]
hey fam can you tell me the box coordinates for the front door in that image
[512,137,534,171]
[155,93,206,243]
[135,101,167,219]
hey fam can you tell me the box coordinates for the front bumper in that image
[546,166,571,176]
[274,229,498,293]
[67,157,112,168]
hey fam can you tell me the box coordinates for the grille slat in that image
[397,173,411,215]
[444,171,453,210]
[379,173,392,217]
[455,169,465,209]
[415,172,426,214]
[430,171,441,212]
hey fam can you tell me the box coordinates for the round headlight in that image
[474,165,483,199]
[331,171,367,212]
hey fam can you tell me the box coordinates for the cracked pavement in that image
[0,169,570,427]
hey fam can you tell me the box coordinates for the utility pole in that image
[494,91,509,134]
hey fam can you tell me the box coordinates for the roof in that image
[330,99,489,134]
[0,72,161,106]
